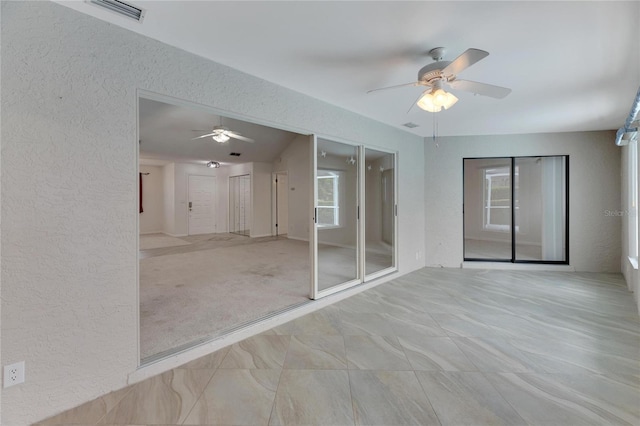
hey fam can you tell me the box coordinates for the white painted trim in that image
[135,89,141,366]
[139,230,165,235]
[288,235,310,243]
[364,266,397,282]
[461,262,575,272]
[629,256,638,270]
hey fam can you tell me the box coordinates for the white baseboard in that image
[250,233,273,238]
[165,232,188,237]
[140,230,164,235]
[287,235,310,243]
[461,262,575,272]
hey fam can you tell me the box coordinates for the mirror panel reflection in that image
[316,138,359,292]
[138,96,312,363]
[364,148,395,276]
[514,156,567,261]
[463,158,513,260]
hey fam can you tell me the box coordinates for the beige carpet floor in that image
[140,236,311,360]
[140,233,191,250]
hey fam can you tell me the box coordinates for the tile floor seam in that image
[394,330,420,373]
[410,370,444,426]
[440,336,484,373]
[178,366,219,425]
[267,334,291,426]
[346,367,358,426]
[478,371,529,425]
[93,380,137,426]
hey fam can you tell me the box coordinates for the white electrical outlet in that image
[4,361,25,388]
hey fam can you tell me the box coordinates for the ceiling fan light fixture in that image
[212,133,230,143]
[417,89,458,113]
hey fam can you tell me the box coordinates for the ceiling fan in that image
[368,47,511,112]
[191,118,254,143]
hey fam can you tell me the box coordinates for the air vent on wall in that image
[229,152,241,157]
[402,122,419,128]
[88,0,145,22]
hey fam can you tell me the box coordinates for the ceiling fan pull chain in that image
[432,112,439,148]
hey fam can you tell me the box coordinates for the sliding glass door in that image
[310,138,398,299]
[463,156,568,263]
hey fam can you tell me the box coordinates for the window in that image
[483,166,519,231]
[317,170,340,227]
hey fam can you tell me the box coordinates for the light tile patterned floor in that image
[37,268,640,425]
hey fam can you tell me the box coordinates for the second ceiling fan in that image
[368,47,511,112]
[192,117,254,143]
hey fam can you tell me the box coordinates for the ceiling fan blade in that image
[442,48,489,76]
[448,79,512,99]
[226,131,254,143]
[191,132,216,140]
[367,81,422,94]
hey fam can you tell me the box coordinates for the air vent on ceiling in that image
[88,0,145,22]
[402,122,419,128]
[229,152,241,157]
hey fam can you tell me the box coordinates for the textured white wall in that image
[1,2,425,424]
[425,131,621,271]
[251,162,274,237]
[274,135,311,241]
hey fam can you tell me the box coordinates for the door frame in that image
[271,171,288,236]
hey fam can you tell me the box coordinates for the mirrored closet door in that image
[312,137,361,298]
[229,174,251,236]
[363,148,396,279]
[310,138,398,299]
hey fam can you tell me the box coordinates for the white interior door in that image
[188,175,216,235]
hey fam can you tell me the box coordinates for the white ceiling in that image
[56,0,639,138]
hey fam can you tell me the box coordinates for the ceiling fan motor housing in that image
[418,61,452,83]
